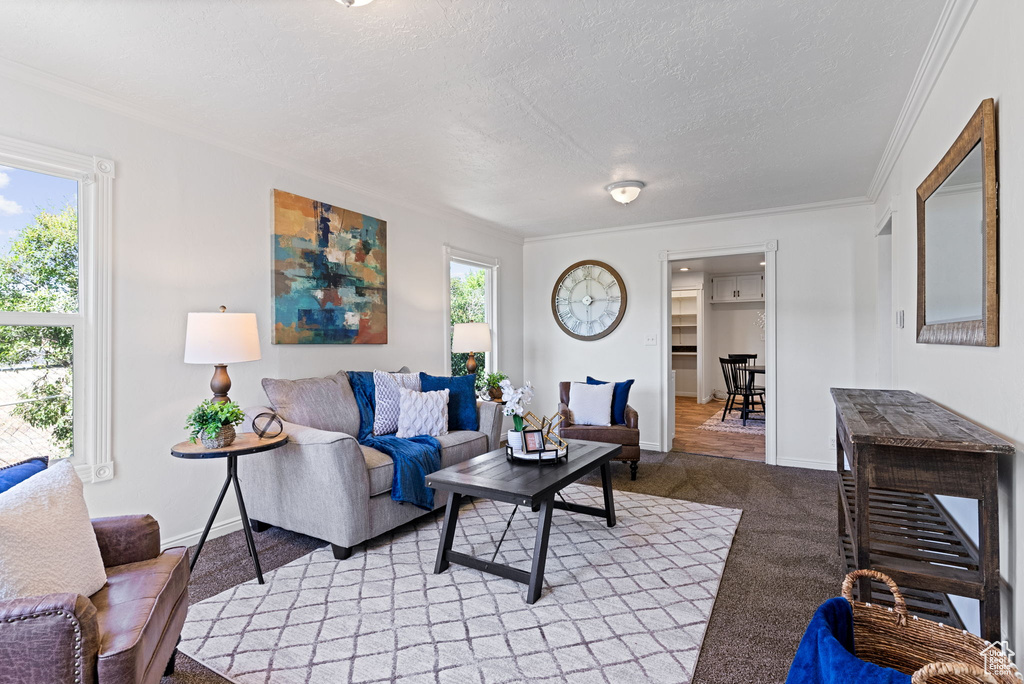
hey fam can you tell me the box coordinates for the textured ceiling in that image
[0,0,942,238]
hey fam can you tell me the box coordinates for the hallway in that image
[672,396,765,462]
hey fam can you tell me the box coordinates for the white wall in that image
[873,0,1023,645]
[0,74,524,546]
[523,203,873,467]
[704,301,765,398]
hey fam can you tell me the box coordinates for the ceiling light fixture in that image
[336,0,374,6]
[605,180,645,205]
[760,261,766,266]
[679,267,689,271]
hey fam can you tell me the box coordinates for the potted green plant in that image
[186,399,246,449]
[477,371,508,401]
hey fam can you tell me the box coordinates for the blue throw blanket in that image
[787,598,910,684]
[347,371,441,511]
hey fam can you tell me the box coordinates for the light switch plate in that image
[644,334,657,346]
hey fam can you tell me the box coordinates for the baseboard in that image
[776,457,833,471]
[639,441,662,452]
[161,515,243,550]
[675,391,697,397]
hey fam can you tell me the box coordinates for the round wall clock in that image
[550,260,627,341]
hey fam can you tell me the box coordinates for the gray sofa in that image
[239,370,502,559]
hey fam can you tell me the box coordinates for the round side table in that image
[171,432,288,584]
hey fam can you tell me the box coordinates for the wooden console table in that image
[831,388,1013,641]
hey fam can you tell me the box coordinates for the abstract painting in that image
[272,189,387,344]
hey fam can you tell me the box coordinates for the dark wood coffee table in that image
[426,440,622,603]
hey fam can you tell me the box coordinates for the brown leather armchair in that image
[558,381,641,480]
[0,515,189,684]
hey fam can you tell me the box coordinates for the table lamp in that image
[184,306,261,403]
[451,322,491,375]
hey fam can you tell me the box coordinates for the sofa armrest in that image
[476,401,503,451]
[558,402,574,428]
[624,405,639,430]
[243,406,357,445]
[0,593,100,684]
[91,515,160,567]
[237,410,371,549]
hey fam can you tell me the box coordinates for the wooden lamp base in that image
[210,364,232,403]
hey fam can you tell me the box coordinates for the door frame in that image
[659,240,778,465]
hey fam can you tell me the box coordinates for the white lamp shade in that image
[184,312,261,365]
[451,322,492,353]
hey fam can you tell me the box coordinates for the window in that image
[444,245,498,378]
[0,136,113,482]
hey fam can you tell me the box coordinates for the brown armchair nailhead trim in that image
[6,608,86,683]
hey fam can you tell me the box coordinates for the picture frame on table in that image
[522,429,546,453]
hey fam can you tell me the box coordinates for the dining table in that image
[736,364,765,423]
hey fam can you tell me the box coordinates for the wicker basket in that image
[200,425,236,449]
[842,570,1021,683]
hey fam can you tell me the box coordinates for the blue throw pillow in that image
[0,457,48,494]
[586,377,635,425]
[420,373,479,432]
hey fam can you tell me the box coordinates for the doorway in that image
[659,241,777,464]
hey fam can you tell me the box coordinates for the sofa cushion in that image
[363,431,487,496]
[93,547,189,684]
[586,376,635,425]
[568,381,614,426]
[0,456,47,494]
[262,371,360,436]
[362,446,394,497]
[560,423,639,446]
[396,388,449,439]
[0,460,108,600]
[437,431,488,468]
[372,370,421,435]
[420,373,479,432]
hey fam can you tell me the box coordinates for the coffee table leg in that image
[230,456,264,584]
[600,462,616,528]
[189,464,233,574]
[434,492,463,574]
[527,497,554,604]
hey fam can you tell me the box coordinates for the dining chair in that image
[728,353,763,390]
[719,357,765,425]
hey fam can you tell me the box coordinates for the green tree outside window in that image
[0,206,77,454]
[450,267,487,379]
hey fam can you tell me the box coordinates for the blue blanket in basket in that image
[347,371,441,511]
[786,597,911,684]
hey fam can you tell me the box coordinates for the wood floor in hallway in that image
[673,395,765,462]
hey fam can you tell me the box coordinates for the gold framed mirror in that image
[917,98,999,346]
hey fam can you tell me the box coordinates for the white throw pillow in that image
[0,460,107,599]
[568,381,615,427]
[373,370,422,435]
[396,388,449,438]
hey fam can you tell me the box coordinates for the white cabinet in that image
[710,273,764,303]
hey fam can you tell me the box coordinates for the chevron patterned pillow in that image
[396,388,449,439]
[373,370,422,435]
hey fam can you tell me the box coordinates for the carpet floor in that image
[165,451,841,684]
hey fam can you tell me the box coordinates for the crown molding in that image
[523,196,871,244]
[865,0,978,201]
[0,57,525,246]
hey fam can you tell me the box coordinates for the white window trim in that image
[442,244,500,376]
[0,134,114,483]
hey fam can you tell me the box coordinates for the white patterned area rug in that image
[179,484,741,684]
